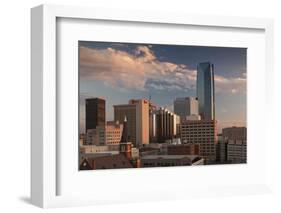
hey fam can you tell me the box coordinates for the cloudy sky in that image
[79,41,246,133]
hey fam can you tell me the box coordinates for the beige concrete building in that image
[105,121,123,145]
[186,114,201,121]
[85,121,123,146]
[80,145,119,154]
[180,120,217,162]
[114,99,149,147]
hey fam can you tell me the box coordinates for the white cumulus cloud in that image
[80,45,246,94]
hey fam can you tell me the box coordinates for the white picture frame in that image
[31,4,274,208]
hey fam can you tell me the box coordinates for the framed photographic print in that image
[79,41,247,170]
[31,4,274,208]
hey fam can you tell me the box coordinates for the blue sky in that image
[79,41,247,133]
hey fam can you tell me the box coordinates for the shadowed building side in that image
[85,98,105,132]
[174,97,199,122]
[197,62,215,120]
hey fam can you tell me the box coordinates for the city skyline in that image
[79,41,247,133]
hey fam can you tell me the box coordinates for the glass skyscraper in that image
[196,62,215,120]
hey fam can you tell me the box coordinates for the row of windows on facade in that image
[181,125,215,128]
[182,127,215,130]
[181,128,215,131]
[181,133,215,136]
[182,138,216,141]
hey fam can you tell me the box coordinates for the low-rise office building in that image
[222,127,247,163]
[85,121,123,146]
[180,120,217,162]
[105,121,123,145]
[227,139,247,163]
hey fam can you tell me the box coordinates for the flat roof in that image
[113,104,136,108]
[141,155,199,160]
[80,152,119,159]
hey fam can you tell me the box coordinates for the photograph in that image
[78,41,247,170]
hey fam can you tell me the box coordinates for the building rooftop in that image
[139,147,160,152]
[175,97,197,101]
[80,152,119,161]
[181,119,217,124]
[85,97,105,101]
[80,154,133,170]
[141,155,200,160]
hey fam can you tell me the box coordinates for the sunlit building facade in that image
[114,99,149,147]
[105,121,123,145]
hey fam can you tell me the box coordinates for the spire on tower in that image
[120,116,129,142]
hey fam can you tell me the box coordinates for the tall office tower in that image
[114,99,149,147]
[174,97,199,122]
[180,120,218,162]
[85,98,105,132]
[197,62,215,120]
[156,107,180,143]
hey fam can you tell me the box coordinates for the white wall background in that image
[0,0,280,212]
